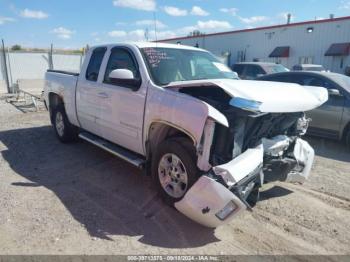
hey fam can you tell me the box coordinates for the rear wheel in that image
[52,104,78,143]
[152,138,198,206]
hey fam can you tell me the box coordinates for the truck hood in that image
[167,79,328,113]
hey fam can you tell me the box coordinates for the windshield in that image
[264,64,289,74]
[141,47,238,85]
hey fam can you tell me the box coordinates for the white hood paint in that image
[168,79,328,113]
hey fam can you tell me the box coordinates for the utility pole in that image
[49,43,53,70]
[1,39,11,93]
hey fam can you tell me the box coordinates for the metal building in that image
[158,16,350,74]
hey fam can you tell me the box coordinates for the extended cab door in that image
[76,47,107,136]
[98,46,147,155]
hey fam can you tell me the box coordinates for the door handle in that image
[97,92,109,99]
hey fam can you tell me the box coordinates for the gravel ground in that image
[0,97,349,255]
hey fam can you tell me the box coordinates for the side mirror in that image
[108,69,141,91]
[328,89,341,96]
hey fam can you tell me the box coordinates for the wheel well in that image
[48,93,64,122]
[147,122,196,158]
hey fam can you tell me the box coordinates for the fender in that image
[144,86,228,149]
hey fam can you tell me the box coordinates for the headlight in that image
[215,201,238,220]
[296,115,311,135]
[229,97,262,112]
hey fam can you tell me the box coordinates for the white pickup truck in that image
[44,42,328,227]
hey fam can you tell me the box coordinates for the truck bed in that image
[47,69,79,76]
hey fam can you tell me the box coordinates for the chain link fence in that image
[0,40,84,94]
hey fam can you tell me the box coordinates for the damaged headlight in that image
[296,115,311,135]
[215,201,238,220]
[229,97,262,112]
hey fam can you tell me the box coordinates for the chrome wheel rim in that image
[158,153,188,198]
[55,112,65,137]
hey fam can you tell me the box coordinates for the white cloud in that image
[20,8,49,19]
[219,8,238,16]
[107,27,177,42]
[129,29,146,39]
[135,19,167,29]
[277,12,295,23]
[0,16,15,25]
[340,1,350,9]
[154,30,177,40]
[164,6,188,16]
[108,29,145,41]
[179,20,232,35]
[113,0,156,11]
[108,30,127,37]
[196,20,232,30]
[51,27,75,39]
[191,6,209,16]
[107,19,232,42]
[239,16,269,25]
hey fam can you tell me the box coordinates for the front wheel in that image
[346,129,350,149]
[152,138,198,206]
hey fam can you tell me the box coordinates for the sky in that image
[0,0,349,49]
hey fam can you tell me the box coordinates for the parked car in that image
[231,62,289,80]
[258,71,350,146]
[44,42,327,227]
[292,64,325,72]
[345,65,350,77]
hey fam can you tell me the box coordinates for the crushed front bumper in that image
[175,145,264,228]
[175,138,315,228]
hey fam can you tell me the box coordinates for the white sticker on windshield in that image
[213,62,231,73]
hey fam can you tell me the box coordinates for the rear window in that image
[264,64,289,74]
[86,47,107,81]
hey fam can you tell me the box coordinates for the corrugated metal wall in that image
[163,19,350,74]
[6,52,82,85]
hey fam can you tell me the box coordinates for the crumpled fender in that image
[144,86,228,146]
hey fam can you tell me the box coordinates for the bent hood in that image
[167,79,328,113]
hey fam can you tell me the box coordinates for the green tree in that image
[11,45,22,51]
[187,30,205,37]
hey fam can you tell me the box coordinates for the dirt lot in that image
[0,97,350,255]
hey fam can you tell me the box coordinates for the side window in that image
[85,47,106,81]
[104,48,140,85]
[270,75,291,82]
[245,65,264,78]
[233,65,244,75]
[286,74,306,85]
[302,76,324,87]
[322,80,337,90]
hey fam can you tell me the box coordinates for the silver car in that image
[258,71,350,147]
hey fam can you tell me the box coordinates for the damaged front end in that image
[172,83,323,227]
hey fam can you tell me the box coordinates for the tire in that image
[152,138,199,206]
[52,104,78,143]
[346,129,350,149]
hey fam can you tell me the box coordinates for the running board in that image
[79,132,145,169]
